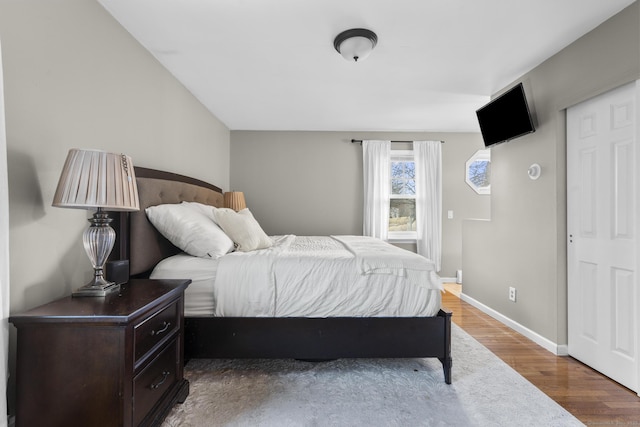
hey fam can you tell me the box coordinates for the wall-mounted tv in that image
[476,82,535,147]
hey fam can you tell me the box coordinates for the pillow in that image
[145,203,235,259]
[181,201,216,219]
[212,208,273,252]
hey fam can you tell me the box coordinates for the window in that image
[389,150,417,240]
[362,140,441,268]
[465,149,491,195]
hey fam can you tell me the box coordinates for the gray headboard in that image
[122,167,224,276]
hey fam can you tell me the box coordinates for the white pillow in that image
[181,201,215,218]
[213,208,273,252]
[145,203,235,259]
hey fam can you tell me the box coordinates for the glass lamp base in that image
[75,208,120,297]
[72,276,120,297]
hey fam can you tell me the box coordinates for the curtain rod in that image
[351,139,444,144]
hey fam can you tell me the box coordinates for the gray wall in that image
[463,2,640,345]
[0,0,230,314]
[230,131,490,278]
[0,0,230,413]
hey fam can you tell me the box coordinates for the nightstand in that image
[10,279,191,427]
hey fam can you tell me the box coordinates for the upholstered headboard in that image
[121,167,224,276]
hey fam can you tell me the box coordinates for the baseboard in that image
[556,344,568,356]
[440,277,456,283]
[459,292,568,356]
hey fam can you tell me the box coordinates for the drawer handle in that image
[150,371,170,389]
[151,321,171,336]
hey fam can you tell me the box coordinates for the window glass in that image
[468,160,490,187]
[391,161,415,195]
[465,149,491,195]
[389,199,416,232]
[389,151,417,239]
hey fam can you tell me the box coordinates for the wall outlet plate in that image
[509,287,517,302]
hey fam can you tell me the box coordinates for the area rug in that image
[162,324,583,426]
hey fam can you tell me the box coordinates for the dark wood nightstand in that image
[10,279,191,427]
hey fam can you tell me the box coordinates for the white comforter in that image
[213,235,442,317]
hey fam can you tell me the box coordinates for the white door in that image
[567,81,639,393]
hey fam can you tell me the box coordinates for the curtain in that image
[414,140,442,271]
[0,40,9,427]
[362,140,390,239]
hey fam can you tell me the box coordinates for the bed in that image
[115,167,452,384]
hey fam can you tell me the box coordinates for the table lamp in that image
[52,148,139,297]
[223,191,246,211]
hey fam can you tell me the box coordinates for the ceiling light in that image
[333,28,378,62]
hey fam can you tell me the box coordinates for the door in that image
[567,81,638,393]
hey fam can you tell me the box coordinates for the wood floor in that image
[442,288,640,426]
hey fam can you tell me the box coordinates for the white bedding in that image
[150,253,219,317]
[151,235,442,318]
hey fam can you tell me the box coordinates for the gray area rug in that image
[162,324,584,426]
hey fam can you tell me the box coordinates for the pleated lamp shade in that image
[52,148,140,211]
[223,191,246,211]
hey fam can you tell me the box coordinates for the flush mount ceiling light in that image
[333,28,378,62]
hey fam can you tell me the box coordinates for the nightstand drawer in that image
[134,338,179,426]
[134,300,179,362]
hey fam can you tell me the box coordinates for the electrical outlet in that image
[509,287,517,302]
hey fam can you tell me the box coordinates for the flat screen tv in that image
[476,83,535,147]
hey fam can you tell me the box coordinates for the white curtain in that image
[362,140,390,239]
[0,40,9,427]
[414,140,442,271]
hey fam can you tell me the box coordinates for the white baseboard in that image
[459,292,568,356]
[440,277,457,283]
[556,344,568,356]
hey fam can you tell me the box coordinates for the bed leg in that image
[439,356,452,384]
[438,308,453,384]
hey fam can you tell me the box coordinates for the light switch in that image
[447,210,454,219]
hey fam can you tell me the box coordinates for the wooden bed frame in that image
[116,167,452,384]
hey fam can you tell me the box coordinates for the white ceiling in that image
[98,0,635,132]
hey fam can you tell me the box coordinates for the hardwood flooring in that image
[442,289,640,426]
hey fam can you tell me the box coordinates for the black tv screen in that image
[476,83,535,147]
